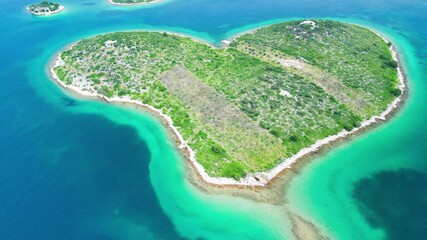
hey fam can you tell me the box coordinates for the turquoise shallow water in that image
[0,0,426,239]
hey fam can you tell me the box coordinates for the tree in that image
[391,88,401,97]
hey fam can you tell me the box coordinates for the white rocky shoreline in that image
[49,24,407,188]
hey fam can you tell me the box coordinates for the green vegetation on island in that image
[109,0,157,5]
[27,1,62,15]
[53,20,400,179]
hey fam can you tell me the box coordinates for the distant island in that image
[108,0,159,6]
[27,1,64,16]
[50,20,404,186]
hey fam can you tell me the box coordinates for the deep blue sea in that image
[0,0,426,239]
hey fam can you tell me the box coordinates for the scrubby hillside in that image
[53,20,399,179]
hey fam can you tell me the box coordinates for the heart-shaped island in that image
[51,20,404,186]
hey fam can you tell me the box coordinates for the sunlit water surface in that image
[0,0,426,239]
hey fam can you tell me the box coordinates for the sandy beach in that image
[48,24,407,190]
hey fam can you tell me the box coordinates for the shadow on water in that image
[81,2,97,6]
[62,97,77,106]
[353,169,427,240]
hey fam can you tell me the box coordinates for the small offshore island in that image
[27,1,64,16]
[51,20,405,186]
[108,0,158,6]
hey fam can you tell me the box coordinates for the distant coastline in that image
[27,2,64,16]
[107,0,161,6]
[48,24,407,188]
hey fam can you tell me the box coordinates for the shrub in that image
[211,145,225,155]
[391,88,401,97]
[344,125,354,131]
[289,135,298,142]
[386,60,398,69]
[353,121,362,128]
[221,162,246,180]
